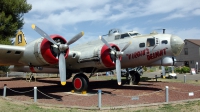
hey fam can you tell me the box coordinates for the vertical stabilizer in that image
[14,30,27,46]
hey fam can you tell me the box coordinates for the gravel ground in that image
[1,73,200,109]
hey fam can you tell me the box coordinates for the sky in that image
[22,0,200,45]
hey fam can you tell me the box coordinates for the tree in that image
[0,0,32,45]
[0,0,31,73]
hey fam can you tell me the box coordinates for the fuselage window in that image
[15,51,21,54]
[139,43,145,48]
[115,35,120,40]
[146,38,155,47]
[7,51,11,53]
[161,40,168,44]
[121,33,130,39]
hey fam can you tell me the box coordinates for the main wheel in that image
[72,74,88,92]
[130,71,140,85]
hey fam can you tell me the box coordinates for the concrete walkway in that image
[142,71,200,81]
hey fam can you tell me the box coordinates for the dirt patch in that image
[1,76,200,109]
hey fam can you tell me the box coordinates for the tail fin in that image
[14,30,27,46]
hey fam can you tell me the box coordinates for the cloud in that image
[193,9,200,15]
[24,0,200,42]
[27,0,111,14]
[172,28,200,39]
[26,0,200,27]
[145,0,200,21]
[25,1,112,30]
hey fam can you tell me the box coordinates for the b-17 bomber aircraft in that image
[0,24,184,92]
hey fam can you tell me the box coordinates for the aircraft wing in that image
[0,44,25,65]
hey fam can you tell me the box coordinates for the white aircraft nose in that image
[170,35,184,56]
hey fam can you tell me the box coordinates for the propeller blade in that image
[31,24,57,45]
[121,41,132,52]
[116,58,121,85]
[67,31,84,45]
[59,53,66,86]
[99,36,116,51]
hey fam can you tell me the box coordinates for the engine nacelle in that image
[75,43,120,70]
[100,44,120,68]
[19,35,69,66]
[148,56,176,66]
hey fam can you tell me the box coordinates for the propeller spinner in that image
[99,36,131,85]
[31,24,84,86]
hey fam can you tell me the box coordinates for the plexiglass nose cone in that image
[170,35,184,56]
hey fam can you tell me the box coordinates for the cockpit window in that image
[115,35,120,40]
[146,38,155,47]
[121,33,130,39]
[129,33,140,36]
[161,40,168,44]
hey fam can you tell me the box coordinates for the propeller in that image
[31,24,84,86]
[99,36,131,85]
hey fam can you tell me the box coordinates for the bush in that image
[0,66,9,72]
[181,66,190,73]
[174,67,181,73]
[165,66,169,72]
[143,66,147,72]
[174,66,190,74]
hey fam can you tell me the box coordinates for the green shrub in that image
[181,66,190,73]
[143,66,147,72]
[165,66,169,72]
[174,67,181,73]
[150,69,154,72]
[0,66,9,72]
[174,66,190,73]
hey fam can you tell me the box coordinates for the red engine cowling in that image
[40,35,69,64]
[19,35,69,66]
[100,44,121,68]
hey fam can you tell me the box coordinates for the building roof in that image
[185,39,200,46]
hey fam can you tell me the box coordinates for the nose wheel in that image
[72,74,89,92]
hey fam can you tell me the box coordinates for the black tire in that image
[72,74,88,92]
[80,73,89,84]
[169,76,173,79]
[130,71,140,85]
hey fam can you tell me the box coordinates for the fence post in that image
[96,73,99,79]
[3,84,7,97]
[34,87,37,103]
[196,62,198,74]
[155,75,157,82]
[165,86,169,103]
[98,90,102,109]
[184,75,186,83]
[161,66,165,76]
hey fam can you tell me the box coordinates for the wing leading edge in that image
[0,45,25,65]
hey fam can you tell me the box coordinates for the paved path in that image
[142,71,200,81]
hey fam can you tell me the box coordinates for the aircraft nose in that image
[170,35,184,56]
